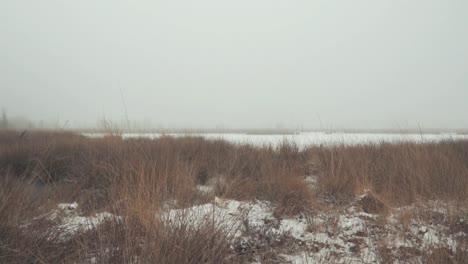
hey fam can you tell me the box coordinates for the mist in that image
[1,0,467,130]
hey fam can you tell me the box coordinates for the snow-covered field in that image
[84,132,468,149]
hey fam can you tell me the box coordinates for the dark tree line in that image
[1,108,8,129]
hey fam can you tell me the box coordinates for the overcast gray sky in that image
[1,1,467,130]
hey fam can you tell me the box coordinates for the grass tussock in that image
[316,141,468,205]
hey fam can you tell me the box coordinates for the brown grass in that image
[314,141,468,205]
[0,130,467,263]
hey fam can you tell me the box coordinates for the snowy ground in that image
[41,192,466,263]
[84,132,468,149]
[161,193,465,263]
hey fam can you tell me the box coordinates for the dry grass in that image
[0,131,311,211]
[0,130,467,263]
[314,141,468,206]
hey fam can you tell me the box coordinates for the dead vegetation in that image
[0,130,467,263]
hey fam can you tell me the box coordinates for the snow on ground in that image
[196,184,214,195]
[36,203,117,238]
[161,198,275,238]
[35,197,465,263]
[84,132,468,149]
[160,195,464,263]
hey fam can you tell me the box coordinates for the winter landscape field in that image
[3,1,468,263]
[1,130,467,263]
[85,132,468,149]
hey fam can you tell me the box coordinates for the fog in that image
[1,1,467,130]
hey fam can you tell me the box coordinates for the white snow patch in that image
[339,215,365,236]
[58,202,78,210]
[40,203,118,238]
[160,199,275,238]
[196,184,214,194]
[57,212,115,235]
[304,176,317,187]
[279,218,308,239]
